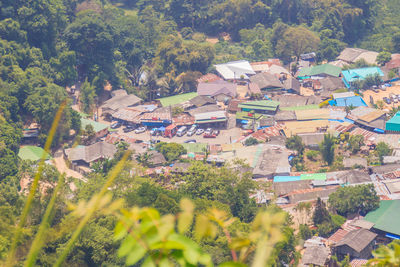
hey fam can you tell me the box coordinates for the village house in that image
[341,67,384,89]
[101,89,142,117]
[337,48,379,65]
[347,106,386,132]
[238,100,280,115]
[333,229,377,260]
[65,141,117,167]
[197,80,237,98]
[297,63,342,79]
[214,60,256,80]
[81,118,109,139]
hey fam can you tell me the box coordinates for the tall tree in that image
[320,134,335,165]
[80,78,96,114]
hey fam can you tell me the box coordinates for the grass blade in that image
[53,151,130,267]
[5,101,66,267]
[24,174,66,267]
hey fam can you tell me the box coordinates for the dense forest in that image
[1,0,400,266]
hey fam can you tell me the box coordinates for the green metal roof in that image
[157,92,198,107]
[300,173,327,181]
[238,100,280,111]
[280,104,320,111]
[364,200,400,236]
[386,112,400,131]
[181,143,208,154]
[18,146,51,161]
[298,64,342,77]
[81,118,109,133]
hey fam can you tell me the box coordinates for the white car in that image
[134,127,146,134]
[195,128,204,135]
[204,128,213,135]
[187,125,197,136]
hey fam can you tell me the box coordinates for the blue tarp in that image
[273,176,301,183]
[373,128,385,134]
[333,96,367,107]
[343,118,355,124]
[386,233,400,240]
[241,120,249,124]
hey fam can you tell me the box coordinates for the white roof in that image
[215,60,256,80]
[268,64,290,75]
[194,110,227,121]
[332,92,355,99]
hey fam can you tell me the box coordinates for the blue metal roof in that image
[273,176,301,183]
[342,67,384,84]
[334,96,367,107]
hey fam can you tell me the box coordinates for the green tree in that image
[155,142,187,162]
[285,135,305,155]
[306,150,319,161]
[320,134,335,165]
[348,134,364,154]
[377,51,392,66]
[80,78,96,114]
[64,11,114,81]
[328,184,379,217]
[312,198,331,226]
[376,142,392,164]
[275,26,320,63]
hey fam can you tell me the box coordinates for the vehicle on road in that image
[177,126,187,137]
[134,127,146,134]
[187,125,197,136]
[204,133,216,138]
[195,128,204,135]
[165,124,178,138]
[204,128,213,135]
[110,122,122,129]
[184,139,196,143]
[123,125,135,133]
[212,129,220,136]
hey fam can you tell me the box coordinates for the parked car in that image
[381,86,387,91]
[195,128,204,135]
[212,129,220,136]
[123,125,135,133]
[134,127,146,134]
[184,139,196,143]
[204,128,213,135]
[187,125,197,136]
[204,133,216,138]
[176,126,188,137]
[110,122,122,129]
[383,97,391,104]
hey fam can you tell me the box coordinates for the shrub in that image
[306,150,319,161]
[244,137,259,146]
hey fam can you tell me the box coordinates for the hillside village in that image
[18,47,400,266]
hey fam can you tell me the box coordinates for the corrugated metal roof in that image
[214,60,255,80]
[364,200,400,236]
[194,110,227,121]
[295,109,330,120]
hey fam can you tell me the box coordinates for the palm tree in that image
[368,240,400,266]
[135,152,153,167]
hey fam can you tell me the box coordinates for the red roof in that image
[196,73,223,83]
[328,229,349,243]
[250,125,282,141]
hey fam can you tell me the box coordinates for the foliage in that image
[306,150,319,161]
[328,184,380,217]
[377,51,392,66]
[80,78,97,114]
[172,106,184,117]
[285,135,305,155]
[313,198,330,226]
[376,142,392,164]
[298,224,312,241]
[348,134,364,154]
[320,134,335,165]
[369,240,400,267]
[155,142,187,162]
[244,137,259,146]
